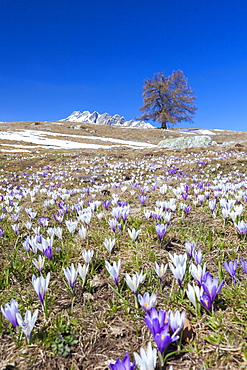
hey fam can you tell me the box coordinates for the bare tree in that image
[138,70,197,129]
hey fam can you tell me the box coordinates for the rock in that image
[70,124,82,129]
[157,135,217,149]
[61,110,154,129]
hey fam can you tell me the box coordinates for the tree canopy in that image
[138,70,197,129]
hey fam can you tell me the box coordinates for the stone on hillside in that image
[157,135,217,149]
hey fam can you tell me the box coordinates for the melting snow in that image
[0,129,155,150]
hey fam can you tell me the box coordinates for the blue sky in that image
[0,0,247,131]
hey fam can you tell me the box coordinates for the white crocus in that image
[154,262,168,280]
[32,255,45,272]
[16,309,39,341]
[186,283,203,308]
[168,252,187,267]
[190,262,207,285]
[125,271,146,294]
[134,341,157,370]
[103,238,116,253]
[78,226,87,240]
[82,249,94,264]
[32,272,50,307]
[128,228,142,241]
[78,263,89,284]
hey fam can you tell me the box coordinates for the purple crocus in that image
[0,228,4,237]
[154,323,179,353]
[200,293,213,311]
[1,299,19,328]
[42,245,53,260]
[38,216,49,227]
[235,221,247,235]
[183,204,192,215]
[192,248,203,265]
[144,308,179,353]
[144,307,167,337]
[224,260,238,283]
[240,258,247,274]
[103,200,112,210]
[201,273,224,309]
[155,223,167,241]
[138,195,148,206]
[109,352,135,370]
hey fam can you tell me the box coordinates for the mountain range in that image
[61,110,154,129]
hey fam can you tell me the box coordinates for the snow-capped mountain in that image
[61,110,154,129]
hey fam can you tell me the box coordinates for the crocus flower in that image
[78,263,89,284]
[154,262,168,281]
[154,323,179,353]
[42,245,53,260]
[202,273,224,303]
[240,258,247,274]
[108,218,117,233]
[16,309,38,341]
[82,249,94,264]
[32,272,50,307]
[105,260,121,287]
[185,241,196,258]
[104,238,116,254]
[138,195,148,205]
[65,219,78,234]
[32,255,45,273]
[0,228,4,237]
[63,263,78,292]
[104,200,112,210]
[78,226,87,240]
[134,342,157,370]
[155,223,167,241]
[11,224,19,235]
[144,307,167,337]
[190,263,207,285]
[209,199,217,213]
[109,352,135,370]
[125,271,146,294]
[186,283,203,308]
[38,216,49,227]
[169,262,187,288]
[24,221,32,231]
[192,248,203,265]
[224,260,238,283]
[200,293,213,311]
[1,299,19,328]
[160,184,167,196]
[235,220,247,235]
[138,292,156,312]
[128,228,141,241]
[182,204,192,215]
[168,252,187,267]
[168,310,186,334]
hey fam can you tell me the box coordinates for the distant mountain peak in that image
[61,110,154,129]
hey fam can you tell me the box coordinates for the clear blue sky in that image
[0,0,247,131]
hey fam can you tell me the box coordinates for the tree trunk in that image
[161,122,167,129]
